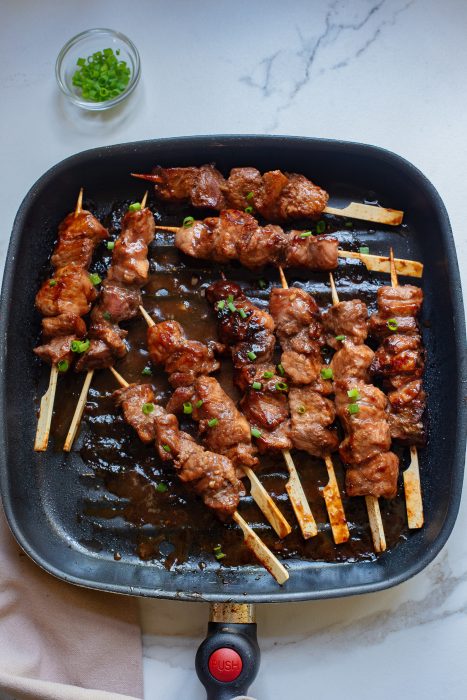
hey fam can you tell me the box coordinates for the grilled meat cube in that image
[331,342,374,383]
[237,223,287,269]
[35,263,97,318]
[322,299,369,349]
[239,368,292,453]
[113,383,159,444]
[33,334,76,365]
[335,379,391,465]
[387,379,426,445]
[270,286,320,336]
[75,339,115,371]
[167,376,258,471]
[274,172,328,221]
[97,282,142,323]
[289,387,338,457]
[208,209,257,262]
[57,209,109,246]
[225,167,264,209]
[151,165,227,208]
[41,313,86,338]
[107,208,155,286]
[376,285,423,318]
[371,334,424,378]
[175,220,216,260]
[369,313,419,341]
[51,237,95,270]
[346,452,399,499]
[285,233,338,270]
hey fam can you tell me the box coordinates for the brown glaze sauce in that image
[49,199,410,573]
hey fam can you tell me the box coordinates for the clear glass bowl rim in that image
[55,27,141,110]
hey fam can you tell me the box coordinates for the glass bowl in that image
[56,28,140,111]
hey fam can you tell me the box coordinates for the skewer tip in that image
[140,191,148,209]
[131,172,163,183]
[389,247,399,287]
[278,266,288,290]
[329,272,339,306]
[139,305,156,327]
[74,188,83,218]
[109,366,129,388]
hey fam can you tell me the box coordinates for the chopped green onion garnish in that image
[347,403,360,415]
[128,202,142,212]
[102,311,111,321]
[263,371,274,379]
[275,382,288,391]
[359,246,369,254]
[71,339,90,354]
[183,216,195,227]
[217,300,225,310]
[213,544,222,553]
[183,402,193,414]
[251,427,262,438]
[195,400,203,408]
[162,444,171,452]
[72,48,130,102]
[89,272,101,285]
[277,363,285,376]
[335,335,346,341]
[247,351,257,361]
[387,318,399,331]
[142,367,152,376]
[245,206,254,214]
[300,230,312,238]
[107,241,115,250]
[252,381,262,390]
[49,279,57,287]
[347,388,360,402]
[227,295,234,303]
[155,482,168,492]
[238,308,247,319]
[345,221,353,228]
[142,402,155,415]
[208,418,219,427]
[297,405,306,415]
[321,367,333,380]
[57,359,69,372]
[246,191,254,201]
[258,279,267,289]
[316,220,326,234]
[215,551,226,560]
[227,302,237,313]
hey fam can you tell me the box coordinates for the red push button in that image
[208,647,243,682]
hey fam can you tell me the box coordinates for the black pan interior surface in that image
[0,136,465,603]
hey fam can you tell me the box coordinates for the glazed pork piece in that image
[113,382,242,520]
[321,299,369,350]
[289,386,339,457]
[175,210,339,271]
[144,165,329,222]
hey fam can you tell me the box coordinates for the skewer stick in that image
[140,191,148,209]
[389,248,424,529]
[138,306,292,539]
[152,225,423,279]
[75,188,83,217]
[34,365,59,451]
[63,370,94,451]
[131,173,403,226]
[282,449,318,538]
[110,365,289,584]
[279,267,347,543]
[329,272,387,553]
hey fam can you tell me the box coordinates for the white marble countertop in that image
[1,1,466,699]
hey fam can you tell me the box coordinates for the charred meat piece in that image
[289,387,338,457]
[285,233,338,270]
[167,376,258,471]
[322,299,369,350]
[331,342,374,383]
[371,334,424,379]
[113,383,159,444]
[346,452,399,499]
[35,264,97,318]
[33,334,75,365]
[41,313,86,338]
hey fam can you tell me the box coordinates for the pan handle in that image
[195,604,260,700]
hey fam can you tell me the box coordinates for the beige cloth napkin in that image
[0,505,143,700]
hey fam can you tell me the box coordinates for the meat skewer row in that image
[153,212,423,278]
[369,249,424,528]
[139,308,292,539]
[132,165,403,226]
[272,267,349,545]
[206,280,318,540]
[109,367,289,585]
[64,192,155,450]
[34,189,109,450]
[323,274,401,553]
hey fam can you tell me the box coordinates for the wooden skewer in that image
[110,365,289,584]
[389,248,424,529]
[63,192,150,452]
[131,173,403,226]
[282,449,318,539]
[139,306,292,539]
[35,188,84,452]
[329,272,387,553]
[279,267,348,543]
[153,225,423,279]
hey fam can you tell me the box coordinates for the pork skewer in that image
[325,273,393,553]
[109,367,289,585]
[152,215,422,278]
[369,249,424,528]
[34,189,108,450]
[132,165,403,225]
[139,307,292,539]
[64,192,153,450]
[274,267,349,544]
[205,280,318,540]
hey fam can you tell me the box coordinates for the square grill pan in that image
[0,135,465,603]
